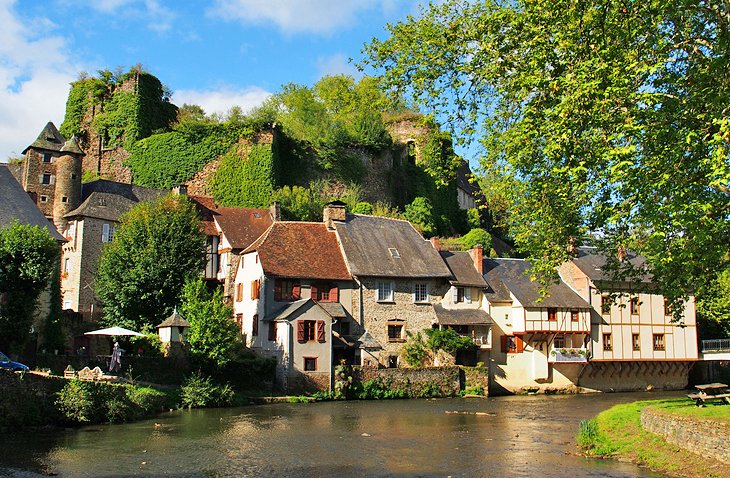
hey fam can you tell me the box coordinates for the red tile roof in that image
[215,207,273,250]
[188,195,219,235]
[245,222,351,281]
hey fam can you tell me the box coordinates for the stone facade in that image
[20,148,62,218]
[355,365,462,397]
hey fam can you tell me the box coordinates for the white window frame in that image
[453,286,472,304]
[101,223,115,243]
[63,258,70,273]
[376,281,394,302]
[413,283,429,303]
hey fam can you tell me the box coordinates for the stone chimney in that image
[172,184,188,196]
[323,201,346,230]
[269,201,281,221]
[430,236,441,251]
[469,245,483,274]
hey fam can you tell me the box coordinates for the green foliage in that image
[352,202,374,215]
[404,196,437,237]
[209,143,276,207]
[95,195,206,330]
[466,208,481,229]
[459,228,492,251]
[371,201,404,219]
[363,0,730,301]
[180,372,234,408]
[271,180,362,221]
[577,419,599,449]
[0,222,59,354]
[333,362,354,399]
[424,328,473,353]
[180,277,241,368]
[402,332,428,367]
[42,261,65,353]
[697,269,730,339]
[353,378,408,400]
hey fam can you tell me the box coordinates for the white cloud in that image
[208,0,388,34]
[316,53,360,79]
[0,1,79,160]
[172,86,272,117]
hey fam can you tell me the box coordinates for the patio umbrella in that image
[84,326,145,337]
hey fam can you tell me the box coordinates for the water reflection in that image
[1,392,674,477]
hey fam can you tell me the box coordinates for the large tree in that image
[0,223,59,354]
[363,0,730,310]
[95,195,206,330]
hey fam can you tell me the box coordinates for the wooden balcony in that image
[548,347,589,363]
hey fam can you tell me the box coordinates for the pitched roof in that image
[265,299,340,323]
[65,181,166,221]
[188,195,218,236]
[60,135,84,155]
[433,304,492,325]
[22,122,65,154]
[335,214,452,278]
[157,310,189,328]
[215,207,273,250]
[0,164,65,241]
[440,251,487,287]
[357,331,383,349]
[457,160,480,195]
[571,246,652,284]
[245,222,351,281]
[483,258,591,309]
[318,302,347,318]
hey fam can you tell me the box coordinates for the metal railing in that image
[701,339,730,352]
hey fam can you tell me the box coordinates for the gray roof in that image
[335,214,452,278]
[318,302,347,318]
[157,310,189,328]
[483,258,591,309]
[440,251,487,287]
[22,122,65,154]
[357,331,383,349]
[433,304,492,325]
[264,299,311,322]
[0,164,64,241]
[60,135,84,155]
[571,247,652,285]
[457,160,480,195]
[65,180,166,221]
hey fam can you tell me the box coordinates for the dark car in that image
[0,352,29,372]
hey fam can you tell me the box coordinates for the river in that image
[1,391,675,477]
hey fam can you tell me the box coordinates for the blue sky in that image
[0,0,428,161]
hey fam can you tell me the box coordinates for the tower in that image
[53,136,83,233]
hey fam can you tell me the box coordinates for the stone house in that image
[483,258,593,394]
[232,221,353,391]
[557,247,698,391]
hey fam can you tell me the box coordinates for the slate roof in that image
[245,222,351,281]
[335,214,452,278]
[22,122,65,154]
[0,164,65,241]
[65,180,166,221]
[483,258,591,309]
[215,207,273,250]
[318,302,347,318]
[157,310,189,328]
[571,246,652,284]
[60,135,84,155]
[457,160,480,196]
[433,304,492,325]
[440,251,487,287]
[357,331,383,349]
[265,299,340,323]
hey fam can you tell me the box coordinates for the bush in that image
[576,419,599,449]
[353,378,408,400]
[56,380,95,424]
[180,372,234,408]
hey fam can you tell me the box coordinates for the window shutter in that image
[38,173,43,183]
[500,335,508,353]
[310,283,318,302]
[252,314,259,336]
[297,320,305,341]
[50,175,55,185]
[331,285,338,303]
[292,283,301,300]
[465,288,472,304]
[452,287,459,303]
[274,280,282,301]
[515,335,524,353]
[268,322,277,341]
[317,320,326,342]
[251,280,260,300]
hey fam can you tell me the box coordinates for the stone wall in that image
[354,365,462,397]
[0,369,65,426]
[461,366,489,395]
[579,361,692,392]
[641,406,730,464]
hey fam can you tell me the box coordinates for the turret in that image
[53,136,83,233]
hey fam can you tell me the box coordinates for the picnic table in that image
[687,383,730,407]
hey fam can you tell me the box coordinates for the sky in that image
[0,0,428,162]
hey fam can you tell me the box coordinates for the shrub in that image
[180,372,234,408]
[56,380,95,424]
[576,419,599,449]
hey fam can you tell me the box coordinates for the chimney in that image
[323,202,346,230]
[430,237,441,251]
[269,201,281,221]
[172,184,188,196]
[469,244,483,274]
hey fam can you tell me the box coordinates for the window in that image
[653,334,665,351]
[236,283,243,302]
[388,356,399,368]
[601,295,611,314]
[250,280,260,300]
[571,310,579,322]
[40,173,53,185]
[303,357,317,371]
[268,322,277,341]
[63,258,70,273]
[664,299,673,317]
[501,335,524,354]
[101,223,115,243]
[554,335,565,349]
[376,281,394,302]
[548,308,557,321]
[632,333,640,351]
[388,248,400,258]
[630,297,640,316]
[204,235,219,279]
[235,313,243,326]
[335,321,350,336]
[414,283,428,303]
[602,333,613,351]
[251,314,258,336]
[42,152,52,163]
[39,195,48,203]
[297,320,325,342]
[274,279,300,301]
[387,321,404,342]
[453,287,471,303]
[312,282,338,303]
[61,196,68,203]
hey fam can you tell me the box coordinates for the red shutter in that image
[252,314,259,336]
[515,335,524,353]
[330,285,338,303]
[274,280,282,301]
[292,283,301,300]
[297,320,305,341]
[268,322,277,341]
[500,335,508,353]
[317,320,326,342]
[310,284,319,302]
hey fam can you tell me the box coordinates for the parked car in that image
[0,352,29,372]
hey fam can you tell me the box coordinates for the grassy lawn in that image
[577,398,730,478]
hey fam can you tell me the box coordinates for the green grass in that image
[578,398,730,478]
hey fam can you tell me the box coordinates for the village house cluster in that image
[2,122,699,394]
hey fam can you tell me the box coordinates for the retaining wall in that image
[354,366,462,397]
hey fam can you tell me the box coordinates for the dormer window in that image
[389,248,400,259]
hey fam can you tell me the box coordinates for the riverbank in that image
[577,398,730,478]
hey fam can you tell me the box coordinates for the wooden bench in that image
[687,383,730,406]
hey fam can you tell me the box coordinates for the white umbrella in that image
[84,326,145,337]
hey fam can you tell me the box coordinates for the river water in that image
[1,392,675,477]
